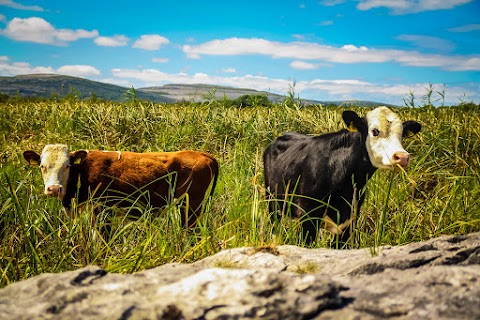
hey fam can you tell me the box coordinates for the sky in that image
[0,0,479,105]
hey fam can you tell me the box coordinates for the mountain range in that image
[0,74,393,107]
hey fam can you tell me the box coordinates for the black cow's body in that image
[264,130,374,243]
[263,107,421,245]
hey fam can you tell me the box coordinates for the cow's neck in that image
[62,164,85,209]
[350,130,377,187]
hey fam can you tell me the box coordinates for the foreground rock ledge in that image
[0,233,479,319]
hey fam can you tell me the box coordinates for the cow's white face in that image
[24,144,71,199]
[343,106,421,170]
[365,107,411,170]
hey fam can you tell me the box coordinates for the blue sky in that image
[0,0,479,105]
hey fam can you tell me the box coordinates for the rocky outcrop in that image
[0,233,479,319]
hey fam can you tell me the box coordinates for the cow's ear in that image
[403,121,422,138]
[71,150,88,165]
[23,150,41,166]
[342,110,362,132]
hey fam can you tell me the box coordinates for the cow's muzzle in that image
[46,185,63,198]
[392,151,410,168]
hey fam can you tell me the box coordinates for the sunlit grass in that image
[0,99,479,287]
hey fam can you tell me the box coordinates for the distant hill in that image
[139,83,286,103]
[0,74,175,103]
[0,74,394,106]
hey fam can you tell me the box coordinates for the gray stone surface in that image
[0,232,479,319]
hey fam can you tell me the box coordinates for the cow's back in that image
[65,150,218,218]
[263,132,310,186]
[263,130,371,218]
[264,130,369,193]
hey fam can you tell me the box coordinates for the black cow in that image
[263,107,421,245]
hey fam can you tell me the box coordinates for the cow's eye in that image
[372,129,380,137]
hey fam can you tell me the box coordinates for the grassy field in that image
[0,98,479,287]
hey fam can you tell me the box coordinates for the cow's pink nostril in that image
[393,152,410,167]
[46,185,62,197]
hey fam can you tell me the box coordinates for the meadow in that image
[0,96,479,287]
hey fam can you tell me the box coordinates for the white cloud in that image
[94,35,129,47]
[0,56,54,75]
[152,57,169,63]
[396,34,455,52]
[448,24,480,32]
[2,17,56,43]
[182,37,480,71]
[0,58,100,78]
[292,34,305,41]
[356,0,407,11]
[319,0,349,6]
[341,44,368,51]
[132,34,170,50]
[56,28,97,42]
[221,67,236,73]
[290,60,318,70]
[318,20,334,26]
[57,65,101,77]
[357,0,473,14]
[0,0,43,11]
[1,17,98,45]
[397,55,480,71]
[183,38,383,62]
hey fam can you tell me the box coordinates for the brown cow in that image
[23,144,218,226]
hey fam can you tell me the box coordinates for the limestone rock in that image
[0,232,479,319]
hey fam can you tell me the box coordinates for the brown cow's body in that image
[23,145,218,227]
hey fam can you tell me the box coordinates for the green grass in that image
[0,99,479,287]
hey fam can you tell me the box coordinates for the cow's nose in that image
[46,185,62,197]
[392,151,410,167]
